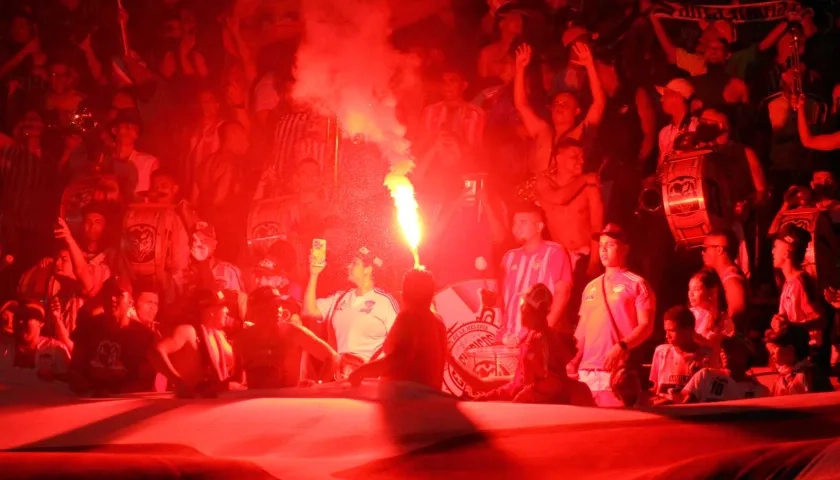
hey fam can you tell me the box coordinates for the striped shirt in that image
[500,241,573,340]
[256,109,332,199]
[0,144,53,227]
[420,101,486,150]
[316,287,399,361]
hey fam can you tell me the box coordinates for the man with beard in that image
[235,286,338,389]
[535,138,604,281]
[150,289,236,397]
[69,278,157,396]
[497,203,573,343]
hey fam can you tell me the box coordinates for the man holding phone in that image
[302,243,399,380]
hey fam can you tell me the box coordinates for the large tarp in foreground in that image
[1,370,839,479]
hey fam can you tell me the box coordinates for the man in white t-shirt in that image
[570,224,655,407]
[679,336,769,403]
[303,246,398,379]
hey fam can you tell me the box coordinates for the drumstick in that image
[117,0,129,57]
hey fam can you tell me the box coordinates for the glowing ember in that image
[385,173,422,267]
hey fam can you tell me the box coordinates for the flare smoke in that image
[293,0,423,265]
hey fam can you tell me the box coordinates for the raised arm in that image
[302,261,325,321]
[574,43,606,127]
[796,96,840,151]
[53,219,100,298]
[637,87,657,162]
[744,146,767,200]
[513,43,551,139]
[649,14,677,65]
[148,324,195,393]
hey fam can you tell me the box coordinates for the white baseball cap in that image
[656,78,695,99]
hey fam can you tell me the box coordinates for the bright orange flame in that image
[385,173,422,268]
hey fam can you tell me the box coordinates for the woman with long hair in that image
[688,269,734,350]
[448,283,594,405]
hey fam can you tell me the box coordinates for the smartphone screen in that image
[312,238,327,266]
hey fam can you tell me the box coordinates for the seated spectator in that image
[172,222,245,298]
[251,239,302,299]
[688,269,734,349]
[449,283,595,405]
[765,323,833,396]
[677,336,769,403]
[348,269,447,389]
[53,204,114,299]
[18,248,83,338]
[235,286,337,389]
[68,278,157,396]
[149,289,236,397]
[7,302,71,381]
[649,306,715,405]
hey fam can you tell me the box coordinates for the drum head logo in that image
[251,222,283,251]
[125,224,157,264]
[667,176,700,215]
[435,280,511,396]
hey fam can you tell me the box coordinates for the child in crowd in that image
[649,306,715,405]
[677,336,769,403]
[765,322,833,395]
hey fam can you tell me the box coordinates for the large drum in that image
[660,149,732,249]
[778,208,837,287]
[121,204,181,277]
[434,279,516,396]
[247,196,292,256]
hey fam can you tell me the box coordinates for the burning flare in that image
[294,0,423,267]
[385,174,422,267]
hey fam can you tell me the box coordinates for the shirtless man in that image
[535,138,604,279]
[514,42,605,174]
[149,289,236,397]
[701,229,749,335]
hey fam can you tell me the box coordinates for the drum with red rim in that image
[661,149,733,249]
